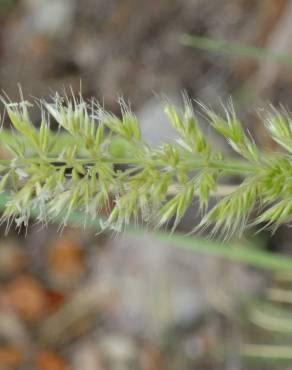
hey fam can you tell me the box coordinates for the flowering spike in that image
[0,94,292,239]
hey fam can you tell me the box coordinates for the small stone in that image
[0,239,27,278]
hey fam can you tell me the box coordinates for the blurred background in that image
[0,0,292,369]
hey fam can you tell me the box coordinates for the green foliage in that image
[1,94,292,238]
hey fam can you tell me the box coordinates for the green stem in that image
[181,34,292,67]
[147,230,292,272]
[0,190,290,272]
[241,344,292,362]
[3,156,256,176]
[201,159,255,174]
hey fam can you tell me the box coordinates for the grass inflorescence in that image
[0,93,292,239]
